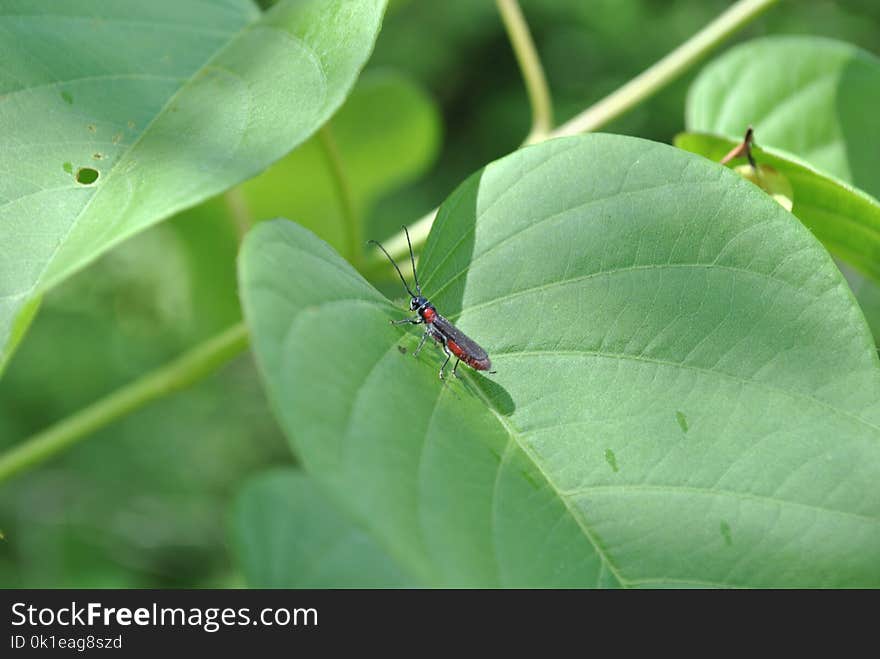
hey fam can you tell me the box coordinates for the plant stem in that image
[0,323,249,484]
[552,0,778,137]
[317,124,360,265]
[496,0,553,144]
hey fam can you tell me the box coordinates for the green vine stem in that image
[552,0,778,137]
[0,323,249,484]
[0,0,778,484]
[496,0,554,143]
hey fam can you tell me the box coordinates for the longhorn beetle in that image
[370,227,493,380]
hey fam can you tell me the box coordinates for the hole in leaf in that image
[75,167,99,185]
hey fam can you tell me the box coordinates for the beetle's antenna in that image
[369,239,417,299]
[403,225,421,295]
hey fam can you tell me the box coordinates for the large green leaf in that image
[0,0,387,371]
[675,132,880,284]
[232,469,413,588]
[686,36,880,198]
[240,134,880,587]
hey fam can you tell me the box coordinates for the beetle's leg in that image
[413,330,429,358]
[391,316,422,326]
[439,343,452,380]
[452,358,462,378]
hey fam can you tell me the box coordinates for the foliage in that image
[2,0,879,588]
[0,0,387,371]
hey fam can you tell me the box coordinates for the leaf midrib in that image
[466,370,629,588]
[462,343,878,587]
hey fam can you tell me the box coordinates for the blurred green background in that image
[2,0,879,587]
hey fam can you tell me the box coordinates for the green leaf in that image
[686,36,880,198]
[232,469,414,588]
[675,132,880,284]
[240,134,880,587]
[0,0,387,372]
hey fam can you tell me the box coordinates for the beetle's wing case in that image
[432,313,489,362]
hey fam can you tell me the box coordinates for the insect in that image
[369,227,493,380]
